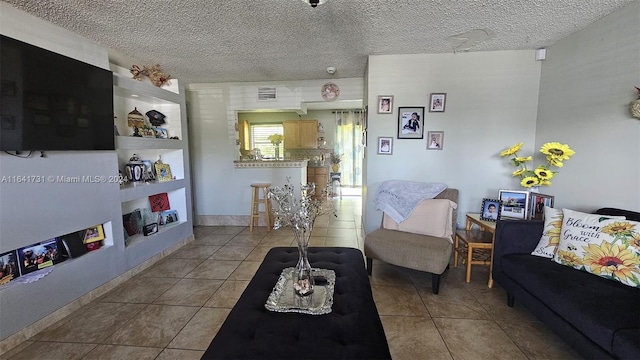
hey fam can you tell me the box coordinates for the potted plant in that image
[330,152,342,173]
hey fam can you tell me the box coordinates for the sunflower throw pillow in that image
[531,207,564,258]
[553,209,640,288]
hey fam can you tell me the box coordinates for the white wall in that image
[364,51,542,233]
[536,0,640,212]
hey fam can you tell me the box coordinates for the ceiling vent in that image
[257,87,277,101]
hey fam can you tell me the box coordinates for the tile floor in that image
[1,196,581,360]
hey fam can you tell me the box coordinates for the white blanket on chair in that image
[374,180,447,223]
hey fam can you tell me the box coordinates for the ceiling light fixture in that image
[302,0,328,8]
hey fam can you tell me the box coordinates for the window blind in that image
[250,124,284,159]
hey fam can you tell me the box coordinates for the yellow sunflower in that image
[601,222,636,237]
[500,142,523,157]
[512,168,526,177]
[582,242,640,281]
[546,156,564,168]
[556,250,581,266]
[544,219,563,248]
[534,167,554,180]
[514,156,532,163]
[521,176,539,188]
[630,233,640,249]
[540,142,575,161]
[539,180,552,186]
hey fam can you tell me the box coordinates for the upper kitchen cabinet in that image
[283,120,318,149]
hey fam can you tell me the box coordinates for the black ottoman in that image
[202,247,391,360]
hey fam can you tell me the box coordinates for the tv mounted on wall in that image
[0,35,114,151]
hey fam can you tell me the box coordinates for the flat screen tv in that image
[0,35,114,151]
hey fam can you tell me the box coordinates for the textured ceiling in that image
[3,0,634,85]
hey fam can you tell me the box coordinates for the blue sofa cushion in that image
[502,253,640,355]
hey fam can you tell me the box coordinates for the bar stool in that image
[249,183,272,232]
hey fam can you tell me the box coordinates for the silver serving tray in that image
[265,267,336,315]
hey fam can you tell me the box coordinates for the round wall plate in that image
[321,82,340,101]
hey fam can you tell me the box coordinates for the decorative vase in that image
[526,186,540,193]
[292,227,314,296]
[274,145,280,160]
[331,164,340,173]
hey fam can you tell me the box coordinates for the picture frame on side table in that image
[429,93,446,112]
[480,198,502,222]
[426,131,444,150]
[498,190,530,220]
[528,192,555,220]
[155,163,173,182]
[377,136,393,155]
[377,95,393,114]
[397,107,424,139]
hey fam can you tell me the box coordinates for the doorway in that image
[334,110,363,196]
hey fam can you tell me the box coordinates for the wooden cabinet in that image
[307,166,329,199]
[283,120,318,149]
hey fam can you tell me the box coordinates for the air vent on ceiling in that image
[257,87,277,101]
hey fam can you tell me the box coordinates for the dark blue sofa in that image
[492,208,640,360]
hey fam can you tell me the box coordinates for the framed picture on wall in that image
[498,190,530,220]
[429,93,446,112]
[377,95,393,114]
[426,131,444,150]
[377,136,393,155]
[397,107,424,139]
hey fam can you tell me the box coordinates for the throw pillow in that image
[553,209,640,288]
[382,199,457,242]
[531,206,564,258]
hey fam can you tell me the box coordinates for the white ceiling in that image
[2,0,634,85]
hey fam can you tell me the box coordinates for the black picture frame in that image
[397,107,424,139]
[480,198,502,222]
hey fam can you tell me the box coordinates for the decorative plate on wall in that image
[321,82,340,101]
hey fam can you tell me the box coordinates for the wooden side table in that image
[453,213,497,286]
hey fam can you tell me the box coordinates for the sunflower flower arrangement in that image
[500,142,575,188]
[268,134,285,145]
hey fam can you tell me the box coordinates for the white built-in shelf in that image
[120,179,186,202]
[125,221,186,248]
[116,136,185,150]
[113,73,181,104]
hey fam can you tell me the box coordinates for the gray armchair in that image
[364,188,458,294]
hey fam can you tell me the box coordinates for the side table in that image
[453,213,497,287]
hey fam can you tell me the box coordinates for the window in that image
[250,123,284,159]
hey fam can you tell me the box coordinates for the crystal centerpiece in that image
[269,179,335,297]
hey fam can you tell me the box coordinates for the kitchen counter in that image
[233,159,308,169]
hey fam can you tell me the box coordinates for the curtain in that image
[334,110,363,187]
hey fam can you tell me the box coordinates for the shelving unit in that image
[112,70,193,251]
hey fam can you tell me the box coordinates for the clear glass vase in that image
[292,227,314,296]
[274,146,280,160]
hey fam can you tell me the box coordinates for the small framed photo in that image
[377,136,393,155]
[528,192,555,220]
[154,163,173,182]
[0,250,20,285]
[426,131,444,150]
[429,93,446,112]
[498,190,530,220]
[480,198,502,222]
[397,107,424,139]
[83,224,105,244]
[17,238,62,275]
[154,128,169,139]
[160,210,179,225]
[377,95,393,114]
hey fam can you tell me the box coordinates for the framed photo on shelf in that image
[377,136,393,155]
[154,127,169,139]
[429,93,446,112]
[528,192,555,220]
[154,163,173,182]
[123,209,143,236]
[17,238,62,275]
[426,131,444,150]
[498,190,530,220]
[0,250,20,284]
[397,107,424,139]
[83,224,105,244]
[480,198,502,222]
[377,95,393,114]
[160,210,179,225]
